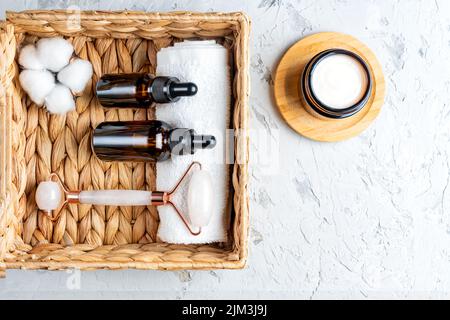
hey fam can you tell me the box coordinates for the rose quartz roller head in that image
[35,162,213,236]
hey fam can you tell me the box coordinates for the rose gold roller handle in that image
[35,162,205,236]
[77,190,153,206]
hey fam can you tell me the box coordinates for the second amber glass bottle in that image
[92,120,216,162]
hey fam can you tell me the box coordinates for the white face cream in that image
[310,54,369,110]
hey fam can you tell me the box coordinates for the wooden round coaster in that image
[274,32,386,142]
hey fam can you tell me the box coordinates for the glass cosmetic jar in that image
[301,49,373,119]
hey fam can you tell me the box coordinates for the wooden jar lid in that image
[274,32,386,142]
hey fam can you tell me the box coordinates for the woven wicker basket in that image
[0,10,250,277]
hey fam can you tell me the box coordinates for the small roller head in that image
[36,181,62,211]
[187,170,214,227]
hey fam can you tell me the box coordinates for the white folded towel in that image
[156,40,231,244]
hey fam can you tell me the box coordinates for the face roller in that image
[35,162,213,236]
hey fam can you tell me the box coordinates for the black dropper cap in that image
[193,134,216,150]
[151,77,198,103]
[170,82,198,97]
[169,129,216,156]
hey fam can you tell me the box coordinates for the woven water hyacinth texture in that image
[0,11,249,274]
[20,35,164,247]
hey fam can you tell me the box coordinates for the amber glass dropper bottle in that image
[96,73,198,108]
[92,120,216,162]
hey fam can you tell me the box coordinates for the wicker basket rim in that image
[6,10,251,23]
[0,10,250,276]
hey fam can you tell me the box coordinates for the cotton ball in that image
[19,69,55,105]
[37,37,74,72]
[45,84,75,115]
[18,44,44,70]
[57,58,93,93]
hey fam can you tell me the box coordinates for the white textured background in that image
[1,0,450,299]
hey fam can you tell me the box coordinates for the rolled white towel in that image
[156,40,231,244]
